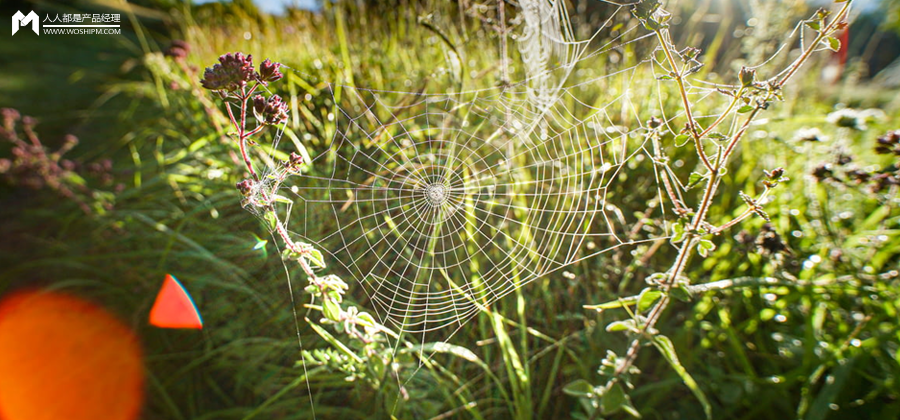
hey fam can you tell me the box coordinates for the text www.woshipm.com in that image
[43,28,121,35]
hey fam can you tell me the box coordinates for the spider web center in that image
[424,183,449,206]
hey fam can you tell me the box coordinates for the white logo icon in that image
[12,11,40,36]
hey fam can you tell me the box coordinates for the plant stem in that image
[698,87,745,139]
[775,1,852,89]
[655,29,713,172]
[611,0,853,381]
[238,93,260,181]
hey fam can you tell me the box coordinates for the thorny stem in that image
[655,29,713,172]
[711,184,773,235]
[775,1,852,88]
[650,129,688,214]
[612,1,852,379]
[698,87,745,140]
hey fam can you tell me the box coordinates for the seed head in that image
[739,66,756,88]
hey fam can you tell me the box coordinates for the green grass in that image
[2,0,899,419]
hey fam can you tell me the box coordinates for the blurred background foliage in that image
[1,0,899,419]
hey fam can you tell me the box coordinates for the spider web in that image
[214,1,852,417]
[268,11,685,334]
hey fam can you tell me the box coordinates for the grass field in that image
[2,0,899,419]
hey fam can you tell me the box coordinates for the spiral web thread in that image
[270,29,696,336]
[291,88,663,334]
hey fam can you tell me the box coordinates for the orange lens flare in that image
[149,274,203,330]
[0,290,144,420]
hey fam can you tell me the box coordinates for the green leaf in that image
[804,20,821,31]
[490,312,530,399]
[671,223,687,243]
[637,288,663,312]
[824,36,841,52]
[669,285,693,302]
[805,358,855,420]
[674,134,690,146]
[652,335,712,420]
[584,294,646,312]
[281,247,299,261]
[263,211,278,230]
[305,248,326,268]
[737,105,754,113]
[602,382,640,417]
[356,311,376,328]
[322,298,342,322]
[656,74,674,80]
[687,172,707,189]
[645,272,667,284]
[601,382,625,414]
[563,379,595,398]
[706,132,728,141]
[306,319,364,364]
[271,194,293,204]
[696,239,716,257]
[606,319,638,333]
[326,289,342,303]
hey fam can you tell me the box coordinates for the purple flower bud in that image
[258,59,284,85]
[739,67,756,88]
[64,134,79,148]
[253,95,289,125]
[285,152,304,173]
[236,179,255,197]
[252,95,267,118]
[764,167,784,179]
[1,108,20,125]
[164,40,190,61]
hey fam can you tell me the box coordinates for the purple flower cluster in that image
[200,53,283,93]
[252,95,289,125]
[0,108,119,214]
